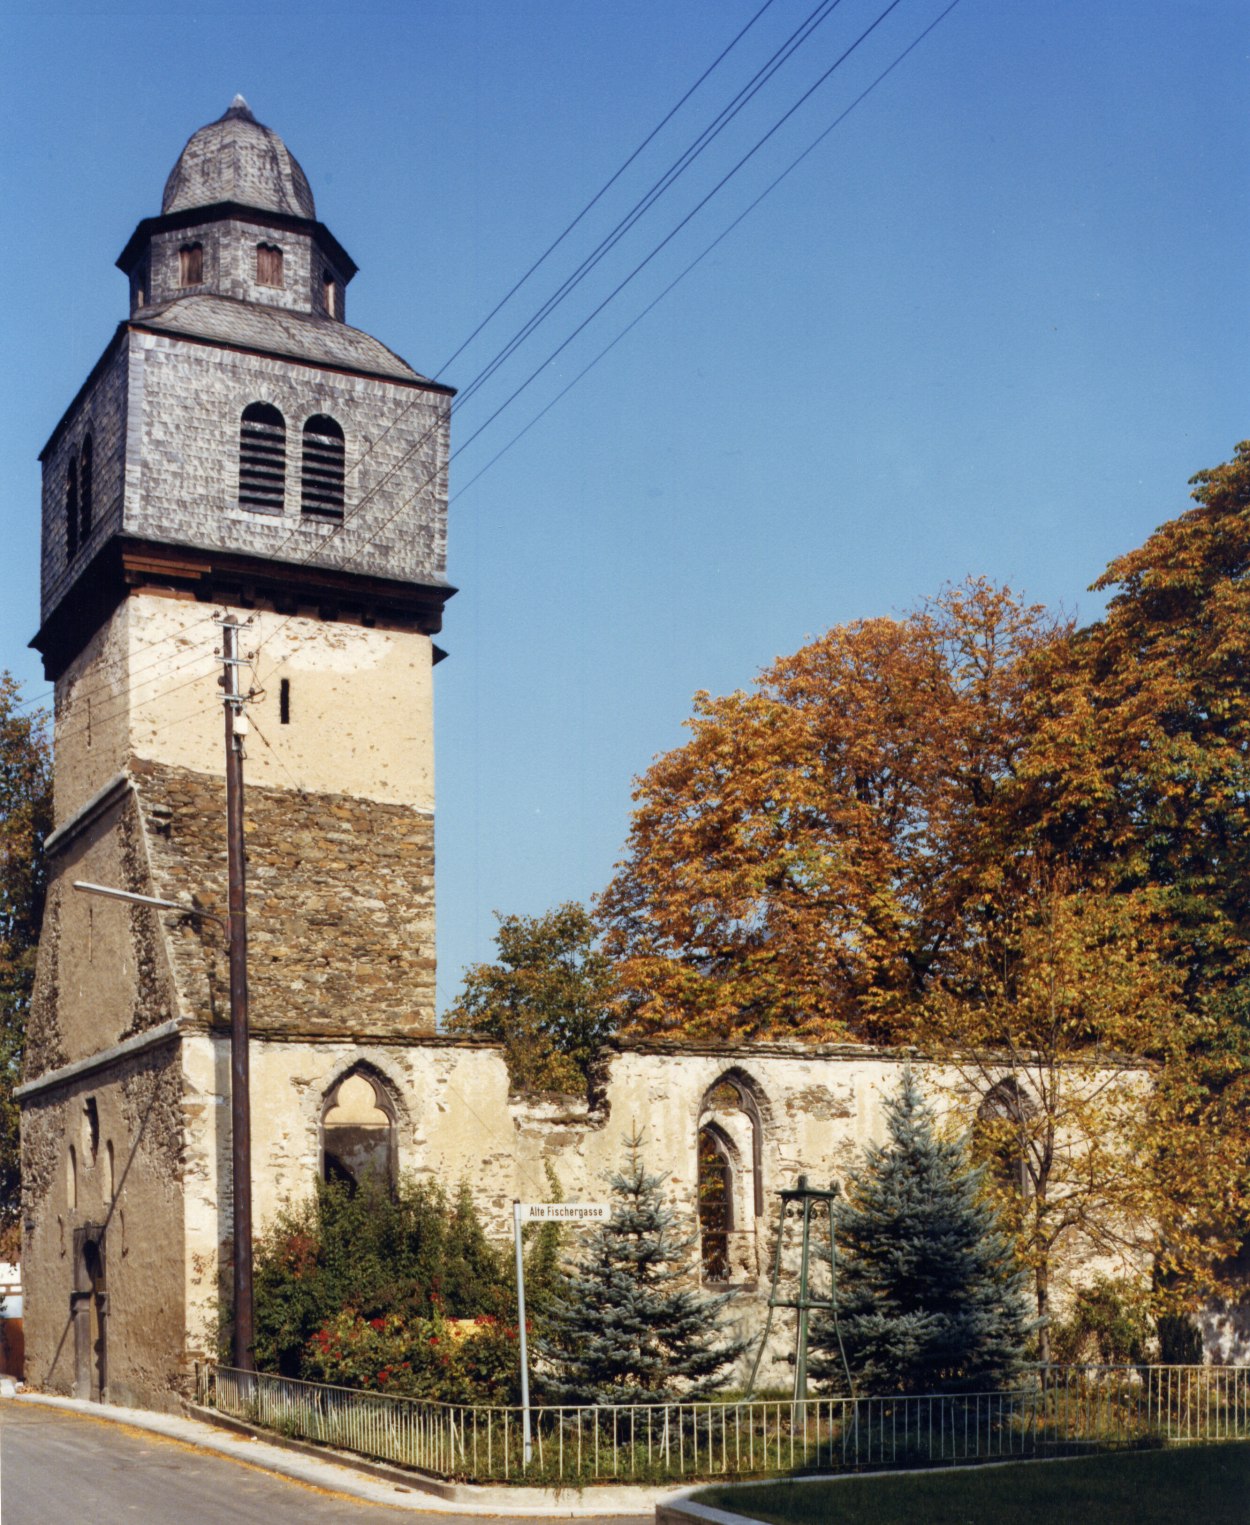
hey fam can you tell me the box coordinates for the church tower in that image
[19,99,454,1406]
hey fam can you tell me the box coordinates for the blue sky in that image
[3,1,1247,1009]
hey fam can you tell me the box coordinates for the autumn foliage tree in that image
[600,581,1061,1043]
[597,443,1250,1308]
[0,674,51,1247]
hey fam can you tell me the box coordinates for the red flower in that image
[370,1317,386,1331]
[429,1335,439,1345]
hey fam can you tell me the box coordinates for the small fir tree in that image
[811,1069,1031,1396]
[538,1131,744,1404]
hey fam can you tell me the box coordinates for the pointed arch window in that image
[697,1124,734,1282]
[321,1069,396,1191]
[256,243,284,288]
[238,403,286,513]
[178,242,203,286]
[301,415,345,517]
[78,435,93,543]
[696,1070,767,1284]
[977,1080,1033,1196]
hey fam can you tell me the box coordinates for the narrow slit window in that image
[79,435,93,542]
[279,678,291,725]
[256,243,284,288]
[323,273,337,317]
[238,402,286,513]
[178,242,203,286]
[66,459,79,559]
[301,415,345,517]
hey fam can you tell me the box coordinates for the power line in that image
[256,0,917,658]
[456,0,911,459]
[246,2,797,573]
[435,0,784,379]
[454,0,966,502]
[451,0,847,412]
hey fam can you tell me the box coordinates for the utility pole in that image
[219,615,254,1372]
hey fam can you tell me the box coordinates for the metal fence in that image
[197,1363,1250,1485]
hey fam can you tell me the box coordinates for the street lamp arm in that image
[71,880,229,935]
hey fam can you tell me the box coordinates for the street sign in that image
[518,1201,611,1224]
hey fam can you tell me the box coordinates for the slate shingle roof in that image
[162,96,316,220]
[131,293,434,386]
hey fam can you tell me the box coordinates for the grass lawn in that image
[694,1441,1250,1524]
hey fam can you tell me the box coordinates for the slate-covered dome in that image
[162,96,315,219]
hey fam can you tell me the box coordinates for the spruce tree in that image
[811,1068,1031,1396]
[538,1131,744,1404]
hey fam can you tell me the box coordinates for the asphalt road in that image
[0,1402,655,1525]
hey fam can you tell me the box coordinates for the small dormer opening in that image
[79,436,93,542]
[66,459,79,559]
[178,242,203,287]
[256,243,284,288]
[238,402,287,513]
[301,415,345,517]
[323,272,338,318]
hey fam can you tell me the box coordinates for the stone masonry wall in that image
[21,1042,187,1410]
[134,759,436,1037]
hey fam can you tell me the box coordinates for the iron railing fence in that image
[196,1363,1250,1485]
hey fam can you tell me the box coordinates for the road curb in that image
[6,1392,673,1516]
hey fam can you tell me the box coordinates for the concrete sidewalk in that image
[6,1391,668,1519]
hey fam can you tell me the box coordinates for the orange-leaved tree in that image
[599,581,1062,1043]
[0,673,52,1245]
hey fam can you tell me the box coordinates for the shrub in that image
[251,1174,517,1383]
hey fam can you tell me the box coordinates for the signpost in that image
[513,1200,612,1464]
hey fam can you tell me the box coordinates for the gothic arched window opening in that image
[696,1070,767,1284]
[301,415,345,517]
[977,1079,1033,1196]
[321,1069,396,1191]
[256,243,284,288]
[178,242,203,286]
[78,435,93,543]
[238,402,286,513]
[697,1124,734,1283]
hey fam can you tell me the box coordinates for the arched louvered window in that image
[178,243,203,286]
[238,403,286,513]
[79,435,93,542]
[301,415,345,517]
[256,243,284,288]
[66,458,79,559]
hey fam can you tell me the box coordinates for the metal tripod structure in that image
[744,1175,855,1402]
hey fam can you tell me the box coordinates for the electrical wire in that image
[451,0,847,412]
[251,0,922,673]
[454,0,965,501]
[456,0,911,459]
[435,0,784,379]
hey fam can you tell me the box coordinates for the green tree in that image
[538,1131,744,1404]
[811,1069,1031,1396]
[444,902,617,1101]
[0,674,52,1244]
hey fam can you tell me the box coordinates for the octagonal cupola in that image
[163,95,316,219]
[116,96,356,321]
